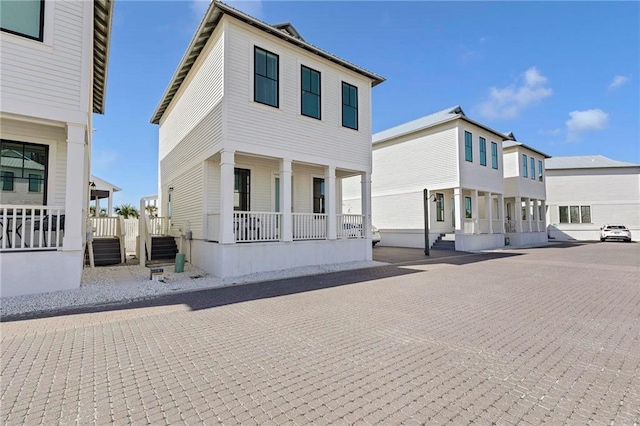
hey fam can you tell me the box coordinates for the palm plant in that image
[89,206,107,217]
[114,204,139,219]
[145,204,158,218]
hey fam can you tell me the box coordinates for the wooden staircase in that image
[85,237,123,266]
[149,236,178,261]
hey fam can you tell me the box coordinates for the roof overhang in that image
[151,0,385,124]
[502,141,551,159]
[93,0,114,114]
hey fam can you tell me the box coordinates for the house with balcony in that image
[343,106,508,252]
[149,1,384,277]
[1,0,113,297]
[545,155,640,241]
[501,136,551,246]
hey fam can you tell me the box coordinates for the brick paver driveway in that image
[2,242,639,425]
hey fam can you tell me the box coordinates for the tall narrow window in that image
[491,142,498,169]
[580,206,591,223]
[1,171,14,191]
[479,137,487,166]
[464,131,473,162]
[341,82,358,130]
[464,196,472,219]
[0,0,45,41]
[436,193,445,222]
[538,160,543,181]
[569,206,580,223]
[313,178,325,213]
[531,157,536,180]
[522,154,528,177]
[559,206,569,223]
[301,66,321,119]
[234,168,251,211]
[254,47,279,107]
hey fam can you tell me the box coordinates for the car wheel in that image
[372,242,378,247]
[600,238,605,242]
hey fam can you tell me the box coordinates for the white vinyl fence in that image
[124,218,138,254]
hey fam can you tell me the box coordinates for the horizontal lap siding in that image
[0,118,66,207]
[458,124,504,193]
[372,191,424,230]
[224,19,372,169]
[0,1,85,110]
[170,163,204,239]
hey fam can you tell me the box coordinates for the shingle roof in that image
[502,140,551,158]
[545,155,640,170]
[151,1,385,124]
[373,105,509,144]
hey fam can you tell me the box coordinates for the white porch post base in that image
[63,123,87,251]
[361,172,372,239]
[486,192,493,234]
[220,150,235,244]
[454,187,463,234]
[280,159,293,242]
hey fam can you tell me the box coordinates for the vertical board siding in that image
[170,163,204,239]
[0,118,67,207]
[224,19,372,167]
[0,1,85,109]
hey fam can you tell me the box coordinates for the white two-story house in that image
[502,136,550,246]
[150,1,384,277]
[343,106,508,252]
[0,0,113,297]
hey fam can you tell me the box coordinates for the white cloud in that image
[565,109,609,141]
[608,75,629,90]
[538,128,563,137]
[477,67,553,120]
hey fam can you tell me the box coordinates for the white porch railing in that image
[293,213,327,240]
[477,219,490,234]
[337,214,364,239]
[505,220,517,233]
[463,219,475,234]
[90,216,119,237]
[149,217,170,235]
[234,212,281,242]
[124,219,138,254]
[492,220,503,233]
[0,205,64,251]
[538,221,545,232]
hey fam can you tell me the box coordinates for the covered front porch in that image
[504,196,548,246]
[159,150,372,277]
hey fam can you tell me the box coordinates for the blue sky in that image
[92,0,640,207]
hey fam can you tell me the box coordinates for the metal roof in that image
[502,140,551,159]
[92,0,114,114]
[545,155,640,170]
[151,0,385,124]
[90,174,121,192]
[373,105,510,144]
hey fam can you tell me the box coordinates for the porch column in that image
[279,159,293,242]
[96,197,101,216]
[532,199,539,232]
[108,189,113,216]
[540,200,547,230]
[472,189,479,235]
[219,150,235,244]
[63,123,87,251]
[498,194,505,233]
[361,172,372,239]
[523,198,530,232]
[514,196,522,233]
[454,187,463,234]
[325,166,337,240]
[486,192,493,234]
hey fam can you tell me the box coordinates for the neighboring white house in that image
[502,136,551,246]
[343,106,509,252]
[545,155,640,241]
[90,174,121,217]
[1,0,114,297]
[150,1,384,277]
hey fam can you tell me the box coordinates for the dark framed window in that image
[530,157,536,180]
[301,65,321,119]
[1,171,14,191]
[559,206,569,223]
[538,160,543,181]
[234,168,251,211]
[479,137,487,166]
[491,142,498,169]
[341,82,358,130]
[464,131,473,162]
[0,0,45,41]
[436,193,445,222]
[464,196,472,219]
[313,177,325,214]
[254,46,279,108]
[0,139,48,204]
[522,154,528,177]
[580,206,591,223]
[559,205,591,224]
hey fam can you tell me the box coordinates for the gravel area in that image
[0,260,386,318]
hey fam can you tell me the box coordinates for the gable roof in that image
[93,0,114,114]
[502,140,551,159]
[373,105,509,144]
[90,175,122,192]
[545,155,640,170]
[151,1,385,124]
